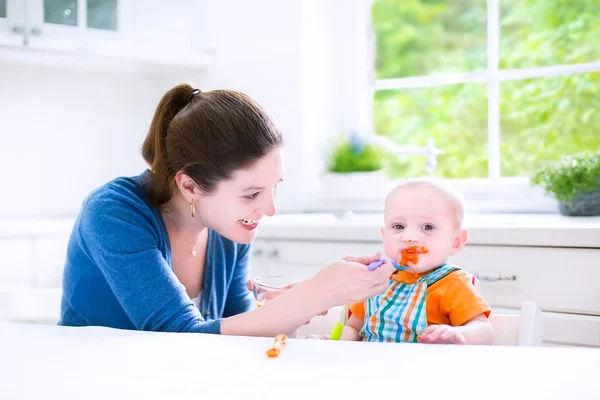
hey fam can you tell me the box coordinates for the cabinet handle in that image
[475,272,517,282]
[11,24,25,34]
[267,249,279,259]
[30,26,42,36]
[252,248,263,257]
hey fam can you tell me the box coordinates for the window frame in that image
[361,0,600,213]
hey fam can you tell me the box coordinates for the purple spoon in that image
[368,258,409,271]
[367,259,385,270]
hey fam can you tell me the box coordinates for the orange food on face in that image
[399,246,428,266]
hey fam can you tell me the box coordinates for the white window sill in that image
[311,175,560,214]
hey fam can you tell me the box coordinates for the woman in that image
[59,84,394,336]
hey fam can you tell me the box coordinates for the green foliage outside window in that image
[372,0,600,179]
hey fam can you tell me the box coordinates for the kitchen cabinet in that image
[0,0,212,69]
[0,0,26,46]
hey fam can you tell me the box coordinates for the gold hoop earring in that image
[190,200,196,218]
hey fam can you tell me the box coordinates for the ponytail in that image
[141,83,198,206]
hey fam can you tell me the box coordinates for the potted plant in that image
[531,152,600,216]
[322,131,388,202]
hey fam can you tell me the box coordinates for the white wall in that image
[0,0,362,217]
[0,60,207,217]
[194,0,359,211]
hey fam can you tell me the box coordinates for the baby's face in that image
[381,186,466,273]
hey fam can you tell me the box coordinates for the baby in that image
[341,179,493,344]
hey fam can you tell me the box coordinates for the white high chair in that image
[294,305,348,339]
[489,302,544,346]
[297,302,544,346]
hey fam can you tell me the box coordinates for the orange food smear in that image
[266,348,280,357]
[266,334,288,358]
[399,246,428,266]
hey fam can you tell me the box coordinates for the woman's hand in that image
[246,280,328,321]
[224,253,393,338]
[246,280,294,302]
[311,252,395,309]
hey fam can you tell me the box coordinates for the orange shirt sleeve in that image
[440,273,491,326]
[348,301,365,320]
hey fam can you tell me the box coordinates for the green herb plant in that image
[531,152,600,205]
[327,132,384,173]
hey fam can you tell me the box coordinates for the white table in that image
[1,322,599,400]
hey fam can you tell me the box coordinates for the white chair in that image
[297,302,544,346]
[469,273,544,346]
[489,302,544,346]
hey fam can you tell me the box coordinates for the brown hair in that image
[141,84,283,207]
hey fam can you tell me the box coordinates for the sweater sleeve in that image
[78,193,222,334]
[223,243,254,317]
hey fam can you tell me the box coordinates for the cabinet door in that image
[493,306,600,347]
[450,245,600,315]
[0,0,25,46]
[25,0,122,51]
[0,238,34,285]
[33,236,69,288]
[250,239,382,286]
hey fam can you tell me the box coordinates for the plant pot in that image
[558,189,600,216]
[322,170,389,202]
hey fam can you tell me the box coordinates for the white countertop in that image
[258,213,600,248]
[1,322,599,399]
[1,212,599,248]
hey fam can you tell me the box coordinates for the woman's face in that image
[197,148,284,244]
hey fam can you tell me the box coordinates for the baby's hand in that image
[418,324,466,345]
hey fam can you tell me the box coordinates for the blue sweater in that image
[59,170,254,333]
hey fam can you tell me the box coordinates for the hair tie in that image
[187,88,201,103]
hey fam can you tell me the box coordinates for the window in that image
[368,0,600,186]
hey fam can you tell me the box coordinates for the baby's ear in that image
[450,228,468,255]
[380,226,384,238]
